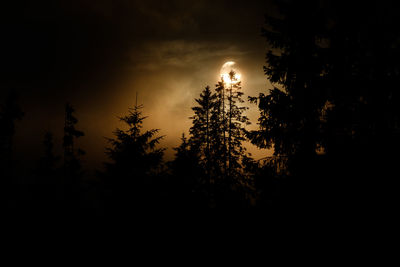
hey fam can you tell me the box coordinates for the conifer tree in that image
[224,70,251,179]
[62,103,85,211]
[169,134,201,180]
[168,134,205,207]
[0,91,24,172]
[34,131,60,210]
[37,131,59,182]
[211,81,228,179]
[189,86,217,178]
[188,77,252,206]
[0,91,23,206]
[63,103,85,180]
[103,102,164,207]
[248,0,328,171]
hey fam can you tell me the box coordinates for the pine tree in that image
[61,102,85,213]
[189,86,217,178]
[37,131,60,183]
[169,134,201,180]
[103,102,165,208]
[34,131,61,211]
[224,70,251,180]
[0,91,24,173]
[63,103,85,180]
[248,0,328,172]
[0,90,24,206]
[188,78,252,207]
[168,133,206,207]
[211,81,228,179]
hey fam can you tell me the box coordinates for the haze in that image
[1,0,276,171]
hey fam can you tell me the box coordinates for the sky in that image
[1,0,277,171]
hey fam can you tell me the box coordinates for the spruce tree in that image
[224,70,251,180]
[189,86,217,179]
[188,77,252,206]
[37,131,59,183]
[211,81,227,179]
[0,91,24,173]
[62,103,85,212]
[0,91,23,206]
[63,103,85,180]
[168,133,205,207]
[248,0,328,172]
[34,131,60,211]
[103,102,164,208]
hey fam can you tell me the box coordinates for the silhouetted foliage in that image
[185,79,253,207]
[5,1,400,215]
[33,131,61,212]
[168,134,207,207]
[102,102,165,210]
[249,0,328,167]
[62,103,85,211]
[0,90,24,208]
[36,132,60,185]
[189,85,227,186]
[223,71,251,179]
[0,91,24,170]
[63,103,85,178]
[249,0,400,210]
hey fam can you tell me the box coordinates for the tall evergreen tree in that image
[224,70,251,180]
[63,103,85,180]
[188,78,252,207]
[34,131,61,212]
[248,0,328,172]
[188,85,226,206]
[37,131,60,183]
[249,0,400,210]
[0,91,24,173]
[103,102,165,209]
[189,86,216,176]
[189,84,228,183]
[0,91,24,207]
[62,103,85,212]
[168,133,206,207]
[211,81,228,179]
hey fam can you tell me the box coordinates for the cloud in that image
[131,40,248,72]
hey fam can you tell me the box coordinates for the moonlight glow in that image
[220,61,241,86]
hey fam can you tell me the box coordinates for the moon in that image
[220,61,241,86]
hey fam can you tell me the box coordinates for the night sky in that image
[1,0,276,171]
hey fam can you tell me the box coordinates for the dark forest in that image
[1,0,399,218]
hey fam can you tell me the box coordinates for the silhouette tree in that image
[0,90,24,207]
[34,131,61,212]
[63,103,85,177]
[223,71,251,179]
[245,0,338,210]
[103,102,165,210]
[168,133,206,208]
[36,132,60,185]
[62,103,85,211]
[189,86,221,181]
[187,79,252,207]
[214,81,228,176]
[0,91,24,172]
[250,0,400,210]
[318,1,400,209]
[248,0,329,175]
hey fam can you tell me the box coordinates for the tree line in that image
[1,0,399,216]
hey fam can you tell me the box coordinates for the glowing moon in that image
[220,61,241,86]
